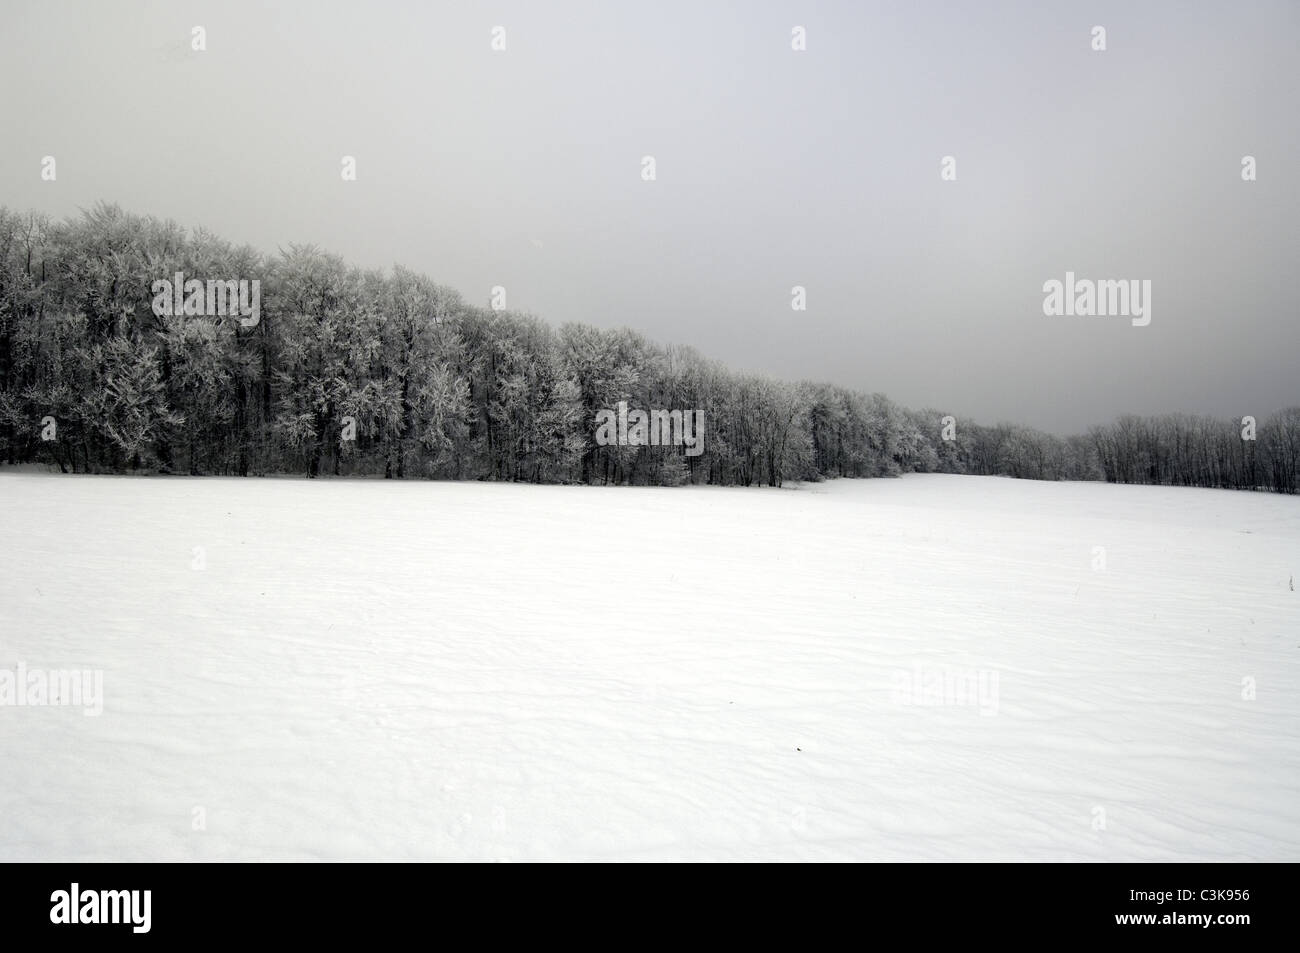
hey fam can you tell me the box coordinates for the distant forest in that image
[1,204,1296,492]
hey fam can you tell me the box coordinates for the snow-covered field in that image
[1,472,1297,861]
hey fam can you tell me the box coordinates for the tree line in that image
[1,204,1296,492]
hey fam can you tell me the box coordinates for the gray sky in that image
[2,0,1296,434]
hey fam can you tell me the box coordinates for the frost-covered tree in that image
[1,202,1293,493]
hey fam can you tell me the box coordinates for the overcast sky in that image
[2,0,1295,434]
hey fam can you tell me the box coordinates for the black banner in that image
[3,862,1284,942]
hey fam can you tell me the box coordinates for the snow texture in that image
[1,472,1297,861]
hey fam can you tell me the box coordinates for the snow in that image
[1,472,1297,861]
